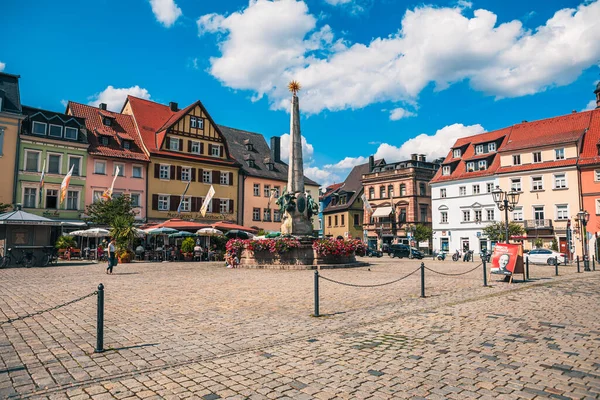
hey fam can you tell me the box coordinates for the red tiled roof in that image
[497,159,577,174]
[431,127,511,183]
[146,219,209,231]
[67,102,150,162]
[212,221,257,233]
[578,109,600,166]
[500,111,592,152]
[157,102,199,133]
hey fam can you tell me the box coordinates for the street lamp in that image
[577,210,590,271]
[492,186,520,243]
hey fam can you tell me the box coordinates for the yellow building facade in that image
[0,72,24,207]
[124,97,240,223]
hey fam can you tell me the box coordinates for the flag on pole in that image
[361,193,373,213]
[39,159,46,207]
[101,166,120,200]
[177,180,192,213]
[39,159,46,188]
[200,185,215,217]
[59,165,75,205]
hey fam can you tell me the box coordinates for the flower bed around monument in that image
[226,238,302,257]
[313,238,367,257]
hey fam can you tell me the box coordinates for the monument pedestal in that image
[238,237,367,270]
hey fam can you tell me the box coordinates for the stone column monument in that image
[278,81,318,236]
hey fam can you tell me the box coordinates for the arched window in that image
[380,186,386,198]
[369,187,375,200]
[388,185,394,198]
[400,184,406,196]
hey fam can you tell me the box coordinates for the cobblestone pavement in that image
[0,257,599,399]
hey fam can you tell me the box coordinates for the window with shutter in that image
[212,170,220,183]
[177,166,182,180]
[228,172,234,185]
[200,142,204,154]
[219,146,224,157]
[170,196,179,211]
[152,194,159,210]
[154,164,160,178]
[187,141,192,153]
[191,168,196,182]
[229,199,234,213]
[212,198,220,213]
[170,165,176,180]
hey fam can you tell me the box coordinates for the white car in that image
[525,249,565,265]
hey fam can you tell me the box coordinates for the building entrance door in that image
[461,238,470,252]
[559,237,571,261]
[440,238,449,252]
[479,239,488,254]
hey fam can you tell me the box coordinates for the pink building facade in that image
[67,102,150,222]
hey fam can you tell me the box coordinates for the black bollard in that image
[313,271,320,317]
[526,257,530,281]
[555,256,559,276]
[420,262,425,298]
[577,255,580,273]
[482,257,487,287]
[95,283,104,353]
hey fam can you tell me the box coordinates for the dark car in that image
[366,248,383,258]
[410,248,425,259]
[388,244,411,258]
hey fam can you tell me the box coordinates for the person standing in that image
[107,238,117,274]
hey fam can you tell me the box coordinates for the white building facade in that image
[431,176,500,255]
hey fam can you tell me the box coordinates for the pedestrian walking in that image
[107,238,117,274]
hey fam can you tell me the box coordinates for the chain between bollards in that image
[420,262,425,298]
[525,257,530,281]
[313,271,320,318]
[576,255,580,273]
[555,256,559,276]
[482,258,487,287]
[95,283,104,353]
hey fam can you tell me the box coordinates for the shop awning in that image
[372,206,393,218]
[0,209,61,226]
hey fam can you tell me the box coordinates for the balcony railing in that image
[524,219,553,230]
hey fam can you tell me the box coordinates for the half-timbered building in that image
[123,96,240,223]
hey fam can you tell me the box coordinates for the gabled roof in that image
[0,72,22,114]
[431,127,511,183]
[67,102,149,162]
[125,96,239,167]
[323,162,372,213]
[218,125,318,186]
[577,108,600,166]
[500,111,592,152]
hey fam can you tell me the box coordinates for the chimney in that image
[270,136,281,163]
[369,155,374,172]
[419,154,426,162]
[411,153,418,161]
[169,102,178,112]
[98,103,107,110]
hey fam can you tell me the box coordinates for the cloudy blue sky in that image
[2,0,599,186]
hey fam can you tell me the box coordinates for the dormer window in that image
[488,142,496,152]
[442,166,451,176]
[478,160,487,170]
[453,149,461,158]
[103,117,112,126]
[266,163,274,171]
[123,141,131,150]
[101,136,109,146]
[247,160,255,167]
[466,162,474,172]
[475,145,483,155]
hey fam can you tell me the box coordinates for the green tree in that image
[413,224,433,244]
[551,237,559,251]
[55,235,76,249]
[110,214,136,251]
[0,203,11,213]
[482,221,525,243]
[86,196,135,226]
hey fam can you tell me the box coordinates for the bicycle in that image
[40,247,58,267]
[1,248,37,268]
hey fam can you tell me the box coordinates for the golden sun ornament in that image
[288,80,301,94]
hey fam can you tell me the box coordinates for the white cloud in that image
[583,99,597,111]
[60,99,68,108]
[149,0,182,28]
[304,166,341,188]
[457,0,473,9]
[389,107,416,121]
[88,85,151,112]
[279,133,315,163]
[199,0,600,113]
[323,0,370,14]
[0,62,5,72]
[324,0,352,5]
[374,123,486,162]
[323,156,368,170]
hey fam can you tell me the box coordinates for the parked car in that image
[388,244,411,258]
[366,248,383,258]
[410,248,425,259]
[525,248,565,265]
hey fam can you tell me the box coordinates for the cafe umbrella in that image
[196,227,223,250]
[145,227,179,259]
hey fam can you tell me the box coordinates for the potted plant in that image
[181,237,195,261]
[118,248,133,263]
